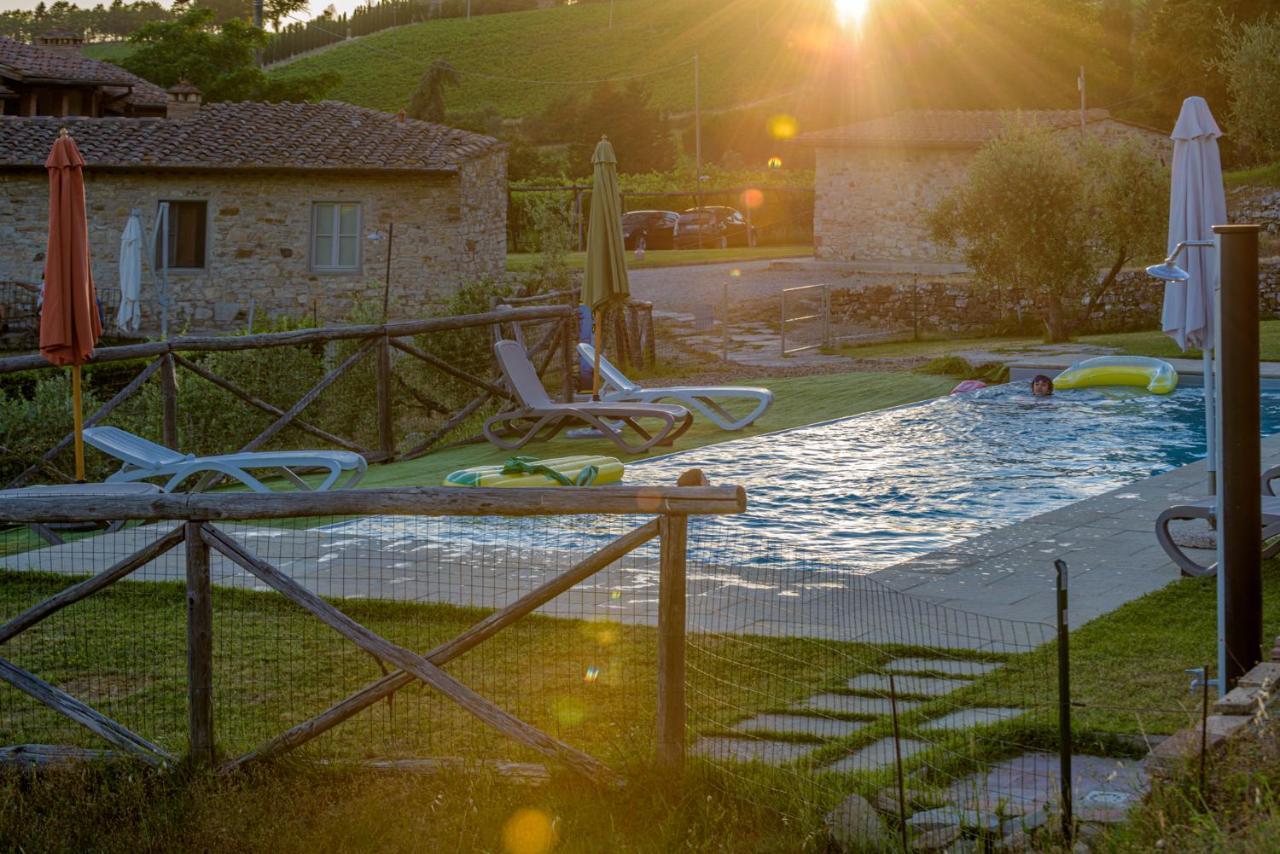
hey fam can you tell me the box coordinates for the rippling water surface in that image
[326,384,1280,573]
[629,383,1280,569]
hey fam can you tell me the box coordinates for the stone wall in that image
[813,119,1172,264]
[0,152,507,333]
[829,260,1280,337]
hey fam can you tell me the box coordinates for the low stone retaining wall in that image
[828,260,1280,337]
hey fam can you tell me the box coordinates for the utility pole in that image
[1077,66,1086,134]
[253,0,263,67]
[694,53,702,212]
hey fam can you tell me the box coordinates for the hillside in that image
[269,0,829,119]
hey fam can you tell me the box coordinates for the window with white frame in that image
[310,202,361,271]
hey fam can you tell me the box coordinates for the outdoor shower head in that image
[1145,239,1215,283]
[1145,262,1191,282]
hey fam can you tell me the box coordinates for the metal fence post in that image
[185,521,214,764]
[1055,558,1073,843]
[657,511,688,772]
[721,281,730,362]
[1215,224,1262,686]
[822,284,831,348]
[888,673,909,853]
[779,289,787,356]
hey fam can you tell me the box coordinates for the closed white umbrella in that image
[1162,96,1226,495]
[116,208,143,333]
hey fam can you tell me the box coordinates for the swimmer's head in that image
[1031,375,1054,397]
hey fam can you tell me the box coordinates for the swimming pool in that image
[626,383,1280,569]
[323,384,1280,572]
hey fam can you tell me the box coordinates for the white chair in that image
[83,426,366,493]
[578,343,772,431]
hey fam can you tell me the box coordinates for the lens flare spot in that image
[741,188,764,209]
[730,268,742,278]
[767,156,783,170]
[583,665,600,683]
[609,589,622,601]
[767,113,798,140]
[502,808,558,854]
[553,696,586,727]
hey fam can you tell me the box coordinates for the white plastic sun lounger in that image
[83,426,367,493]
[484,340,693,454]
[578,343,772,431]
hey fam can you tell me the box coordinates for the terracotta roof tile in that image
[796,109,1155,147]
[0,35,166,108]
[0,101,503,173]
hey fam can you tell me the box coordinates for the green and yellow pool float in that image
[444,455,624,487]
[1053,356,1178,395]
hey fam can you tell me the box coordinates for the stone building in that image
[0,90,506,333]
[0,32,166,117]
[798,109,1171,264]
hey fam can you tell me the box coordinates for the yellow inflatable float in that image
[1052,356,1178,395]
[444,455,624,487]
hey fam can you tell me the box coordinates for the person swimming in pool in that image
[1031,375,1054,397]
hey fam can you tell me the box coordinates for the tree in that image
[1215,14,1280,161]
[121,7,337,102]
[195,0,306,29]
[566,81,673,175]
[406,59,460,124]
[929,123,1167,342]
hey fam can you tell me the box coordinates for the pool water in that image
[629,383,1280,570]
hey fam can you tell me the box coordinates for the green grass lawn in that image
[507,244,810,274]
[355,369,956,489]
[1225,160,1280,188]
[830,320,1280,363]
[270,0,828,117]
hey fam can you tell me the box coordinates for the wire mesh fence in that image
[0,489,1216,844]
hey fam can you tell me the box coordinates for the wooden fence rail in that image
[1,305,577,489]
[0,476,741,779]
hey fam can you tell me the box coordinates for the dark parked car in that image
[622,210,678,250]
[673,206,757,249]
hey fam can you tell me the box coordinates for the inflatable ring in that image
[1052,356,1178,395]
[444,455,624,487]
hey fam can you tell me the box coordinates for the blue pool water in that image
[325,385,1280,572]
[627,383,1280,569]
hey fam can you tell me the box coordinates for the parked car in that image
[673,206,757,249]
[622,210,679,251]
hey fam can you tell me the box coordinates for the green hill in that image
[269,0,833,119]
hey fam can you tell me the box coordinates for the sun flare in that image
[833,0,871,30]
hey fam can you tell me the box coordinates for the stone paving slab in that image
[691,737,823,766]
[795,693,922,716]
[825,737,931,773]
[884,658,1001,677]
[916,707,1027,731]
[734,714,866,739]
[846,674,971,697]
[943,752,1149,820]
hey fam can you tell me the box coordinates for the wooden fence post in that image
[185,521,214,764]
[657,512,688,772]
[561,315,575,403]
[376,334,395,460]
[160,354,179,450]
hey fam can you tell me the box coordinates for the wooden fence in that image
[0,305,577,489]
[0,477,745,778]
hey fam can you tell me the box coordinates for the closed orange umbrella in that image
[40,129,101,481]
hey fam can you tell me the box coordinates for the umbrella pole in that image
[592,309,602,402]
[71,363,85,482]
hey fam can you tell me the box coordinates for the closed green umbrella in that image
[582,136,629,399]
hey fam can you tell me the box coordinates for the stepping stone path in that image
[846,674,972,697]
[884,657,1001,677]
[826,737,931,773]
[735,714,866,739]
[918,707,1026,731]
[690,737,823,766]
[796,693,921,717]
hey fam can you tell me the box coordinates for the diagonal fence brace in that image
[200,524,619,784]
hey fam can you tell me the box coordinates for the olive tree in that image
[929,123,1167,342]
[1215,14,1280,160]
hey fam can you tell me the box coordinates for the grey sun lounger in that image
[1155,466,1280,577]
[83,426,367,493]
[484,340,693,454]
[578,343,773,431]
